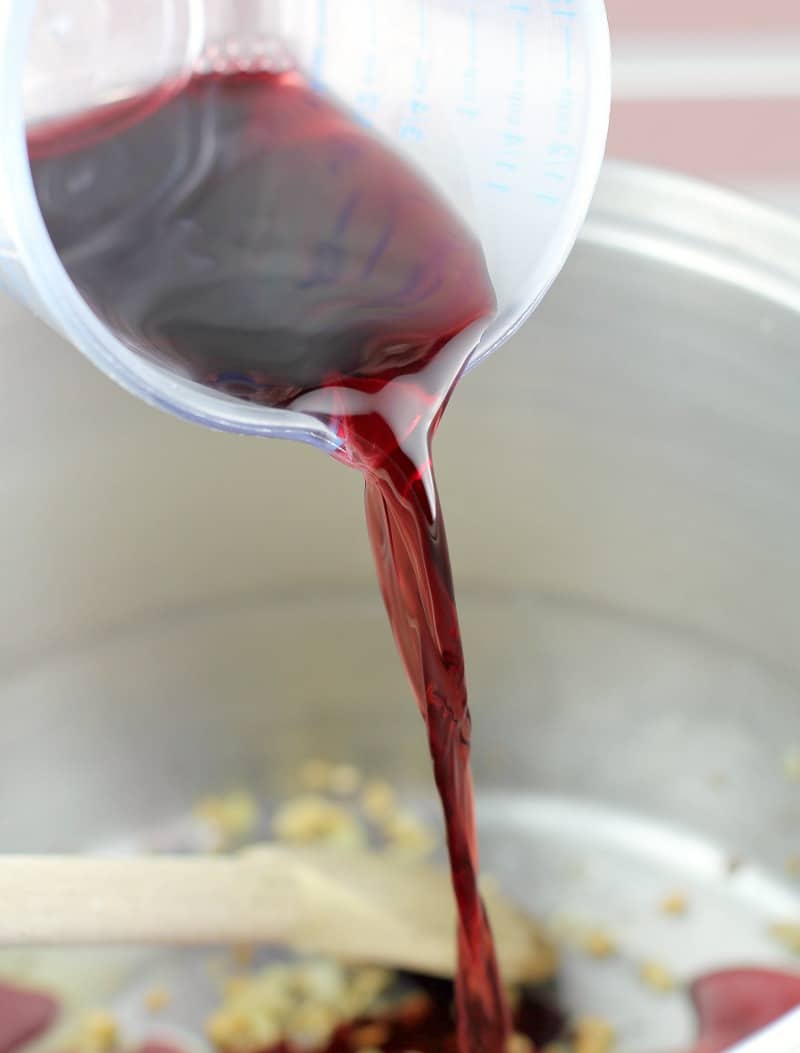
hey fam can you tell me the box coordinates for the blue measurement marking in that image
[487,1,532,194]
[401,0,430,144]
[354,104,376,128]
[458,5,480,118]
[311,0,328,84]
[564,23,573,80]
[532,0,580,205]
[400,125,424,142]
[549,0,576,19]
[515,18,527,71]
[469,7,478,47]
[548,0,577,18]
[356,0,380,124]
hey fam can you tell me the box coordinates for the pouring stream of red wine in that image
[29,67,506,1053]
[25,64,800,1053]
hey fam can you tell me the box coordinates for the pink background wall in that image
[609,99,800,183]
[607,0,800,33]
[603,1,800,206]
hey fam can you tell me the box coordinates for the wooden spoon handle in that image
[0,846,556,985]
[0,852,298,945]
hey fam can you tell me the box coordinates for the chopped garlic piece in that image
[361,779,397,820]
[580,928,617,959]
[507,1032,535,1053]
[286,1003,340,1047]
[195,790,260,846]
[574,1016,615,1053]
[660,892,689,916]
[771,921,800,953]
[77,1011,119,1053]
[145,986,170,1013]
[784,747,800,782]
[640,960,676,993]
[206,961,393,1052]
[272,795,365,846]
[206,1007,281,1052]
[383,809,436,857]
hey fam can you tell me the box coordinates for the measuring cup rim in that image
[2,0,610,446]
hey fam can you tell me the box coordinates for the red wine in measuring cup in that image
[28,69,507,1053]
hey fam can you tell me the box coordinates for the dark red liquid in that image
[688,968,800,1053]
[0,982,59,1053]
[29,69,505,1053]
[265,976,562,1053]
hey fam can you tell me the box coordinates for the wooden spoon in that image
[0,845,555,985]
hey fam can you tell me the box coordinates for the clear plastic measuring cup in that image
[0,0,610,447]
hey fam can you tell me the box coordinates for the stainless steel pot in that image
[1,162,800,1045]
